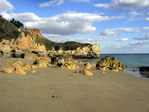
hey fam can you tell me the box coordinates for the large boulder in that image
[2,60,31,75]
[79,69,94,76]
[32,57,50,68]
[139,66,149,78]
[51,56,79,69]
[96,56,126,71]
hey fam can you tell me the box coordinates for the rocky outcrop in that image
[96,56,126,71]
[48,45,100,58]
[51,56,79,69]
[32,57,51,68]
[2,60,31,75]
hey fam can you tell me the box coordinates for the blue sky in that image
[0,0,149,53]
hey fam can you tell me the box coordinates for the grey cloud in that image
[94,0,149,10]
[134,33,149,40]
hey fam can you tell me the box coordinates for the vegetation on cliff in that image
[0,16,20,41]
[10,18,24,28]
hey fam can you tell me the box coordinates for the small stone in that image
[32,70,36,73]
[79,69,94,76]
[101,71,106,74]
[51,95,58,98]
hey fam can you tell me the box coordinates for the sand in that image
[0,58,149,112]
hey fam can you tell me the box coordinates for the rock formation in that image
[82,62,93,69]
[96,56,126,71]
[48,45,100,58]
[32,57,51,68]
[2,60,31,75]
[51,56,79,69]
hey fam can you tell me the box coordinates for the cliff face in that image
[0,31,47,53]
[26,29,45,39]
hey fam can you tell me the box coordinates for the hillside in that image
[0,16,20,41]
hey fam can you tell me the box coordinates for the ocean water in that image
[82,54,149,78]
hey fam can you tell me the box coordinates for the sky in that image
[0,0,149,53]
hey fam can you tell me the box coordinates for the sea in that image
[82,53,149,79]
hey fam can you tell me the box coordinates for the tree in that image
[10,18,24,28]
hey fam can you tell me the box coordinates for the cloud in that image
[39,0,89,7]
[70,0,89,2]
[0,0,13,14]
[100,27,149,36]
[2,11,123,35]
[39,0,64,7]
[48,35,107,43]
[110,0,149,10]
[2,12,41,22]
[130,40,149,45]
[94,0,149,10]
[94,4,109,8]
[100,29,117,36]
[115,38,128,41]
[134,33,149,40]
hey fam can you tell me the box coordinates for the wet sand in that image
[0,58,149,112]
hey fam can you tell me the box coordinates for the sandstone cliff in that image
[0,31,46,53]
[26,29,45,39]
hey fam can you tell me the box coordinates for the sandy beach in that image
[0,58,149,112]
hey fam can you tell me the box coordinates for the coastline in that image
[0,58,149,112]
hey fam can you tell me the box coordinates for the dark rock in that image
[139,66,149,78]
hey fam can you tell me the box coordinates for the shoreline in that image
[0,58,149,112]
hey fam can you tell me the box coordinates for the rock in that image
[33,57,50,68]
[63,63,78,69]
[48,45,100,58]
[96,56,126,71]
[79,69,94,76]
[0,51,2,57]
[12,50,24,58]
[50,56,78,69]
[62,56,79,69]
[2,60,31,75]
[139,66,149,78]
[32,70,36,73]
[83,63,93,69]
[24,52,38,60]
[101,71,106,74]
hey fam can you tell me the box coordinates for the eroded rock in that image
[96,56,126,71]
[33,57,50,68]
[2,60,31,75]
[83,62,93,69]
